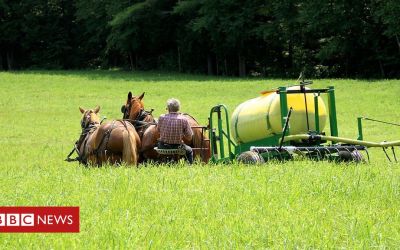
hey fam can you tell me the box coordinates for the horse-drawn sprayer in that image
[66,79,399,166]
[208,79,400,164]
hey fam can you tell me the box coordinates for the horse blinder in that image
[122,104,130,119]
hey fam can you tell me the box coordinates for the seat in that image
[154,147,186,163]
[154,147,186,156]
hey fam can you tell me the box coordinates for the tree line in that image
[1,0,399,77]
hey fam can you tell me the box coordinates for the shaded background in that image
[0,0,399,77]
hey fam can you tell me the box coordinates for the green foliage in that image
[1,0,399,76]
[0,0,78,69]
[376,0,400,38]
[107,0,152,54]
[74,0,110,67]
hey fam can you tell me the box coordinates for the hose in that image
[282,134,400,148]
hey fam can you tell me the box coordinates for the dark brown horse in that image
[76,106,141,166]
[121,92,210,162]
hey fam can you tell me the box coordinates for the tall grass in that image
[0,70,399,248]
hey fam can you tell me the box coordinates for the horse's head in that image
[79,106,101,129]
[121,92,145,120]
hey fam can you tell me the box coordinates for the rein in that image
[66,119,134,164]
[65,121,99,163]
[124,119,157,127]
[137,108,154,121]
[182,113,199,123]
[126,108,157,129]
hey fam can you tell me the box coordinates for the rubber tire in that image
[237,151,265,164]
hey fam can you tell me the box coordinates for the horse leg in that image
[141,125,160,161]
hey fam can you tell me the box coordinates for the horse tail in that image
[122,130,138,165]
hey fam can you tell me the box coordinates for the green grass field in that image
[1,70,400,248]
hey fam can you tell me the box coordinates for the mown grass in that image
[0,70,399,248]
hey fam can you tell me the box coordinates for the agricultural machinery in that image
[208,79,400,163]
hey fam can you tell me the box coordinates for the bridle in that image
[121,102,131,120]
[121,98,148,121]
[121,99,142,120]
[121,100,156,132]
[81,110,100,129]
[65,110,100,163]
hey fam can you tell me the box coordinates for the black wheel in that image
[338,150,364,163]
[237,151,265,164]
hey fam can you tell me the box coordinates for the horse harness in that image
[125,109,156,137]
[66,120,133,165]
[65,122,98,164]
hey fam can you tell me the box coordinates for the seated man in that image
[157,98,194,164]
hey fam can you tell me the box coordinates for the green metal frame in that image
[279,87,289,134]
[277,86,339,137]
[327,86,339,136]
[314,94,320,133]
[235,136,281,154]
[209,104,236,163]
[357,117,364,140]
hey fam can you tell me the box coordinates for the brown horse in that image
[76,106,141,166]
[121,92,210,162]
[121,92,160,160]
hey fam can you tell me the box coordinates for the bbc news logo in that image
[0,207,79,233]
[0,213,73,227]
[0,214,35,226]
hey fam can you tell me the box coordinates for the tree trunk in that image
[0,53,3,70]
[378,59,385,78]
[129,52,134,71]
[238,54,246,77]
[216,55,219,75]
[288,38,293,70]
[224,57,227,76]
[113,55,118,67]
[6,50,13,70]
[396,35,400,55]
[177,46,182,72]
[207,54,213,75]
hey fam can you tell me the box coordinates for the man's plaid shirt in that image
[158,113,193,144]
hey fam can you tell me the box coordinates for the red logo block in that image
[0,207,79,233]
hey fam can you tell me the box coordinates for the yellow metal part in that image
[283,134,400,147]
[231,86,327,143]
